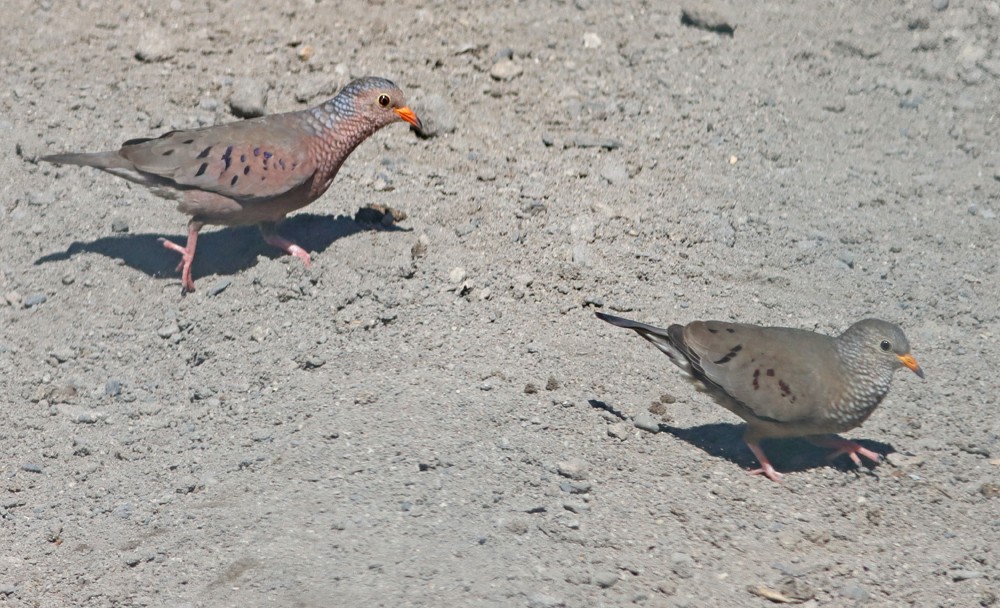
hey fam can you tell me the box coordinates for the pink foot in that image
[809,436,882,468]
[748,466,784,483]
[159,220,201,294]
[746,441,783,483]
[262,232,312,268]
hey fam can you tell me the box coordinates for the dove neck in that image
[311,104,383,151]
[835,340,894,403]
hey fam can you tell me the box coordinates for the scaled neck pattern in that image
[831,336,894,422]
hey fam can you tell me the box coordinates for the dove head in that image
[840,319,924,379]
[326,77,421,131]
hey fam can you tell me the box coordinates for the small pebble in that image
[592,570,619,588]
[135,30,176,62]
[633,412,661,433]
[951,569,983,582]
[156,324,179,339]
[412,94,456,138]
[840,583,869,601]
[24,294,47,308]
[105,378,122,397]
[111,218,129,233]
[490,59,523,81]
[582,32,602,48]
[21,463,43,474]
[208,278,232,296]
[557,458,588,480]
[229,79,268,118]
[607,423,630,440]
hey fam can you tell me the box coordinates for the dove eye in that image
[880,340,891,352]
[377,94,391,108]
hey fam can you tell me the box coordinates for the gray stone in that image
[110,218,129,233]
[840,582,870,601]
[490,59,523,81]
[600,160,629,185]
[135,30,176,63]
[607,422,630,440]
[229,79,268,118]
[592,570,619,588]
[556,458,588,480]
[950,569,983,582]
[157,324,179,339]
[208,278,232,296]
[412,94,456,138]
[27,191,55,206]
[671,552,694,578]
[105,378,122,397]
[633,411,661,433]
[24,294,47,308]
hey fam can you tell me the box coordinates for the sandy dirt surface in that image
[3,1,999,606]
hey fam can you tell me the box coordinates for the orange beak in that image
[394,106,422,130]
[898,353,924,379]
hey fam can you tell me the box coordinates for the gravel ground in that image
[2,1,999,607]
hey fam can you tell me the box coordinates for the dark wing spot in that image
[243,166,250,175]
[221,145,233,170]
[752,369,760,390]
[278,159,286,170]
[123,137,155,146]
[230,175,238,186]
[766,369,775,376]
[240,154,246,163]
[263,151,272,160]
[713,345,742,365]
[195,162,208,177]
[197,146,212,159]
[253,147,260,156]
[725,328,735,333]
[182,139,195,144]
[708,328,718,334]
[161,149,175,156]
[778,380,791,396]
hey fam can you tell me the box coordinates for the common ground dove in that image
[42,77,421,294]
[596,312,924,481]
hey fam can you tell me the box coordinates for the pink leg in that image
[808,435,882,468]
[260,224,311,267]
[745,441,783,482]
[158,220,201,294]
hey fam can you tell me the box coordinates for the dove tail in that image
[41,151,132,170]
[596,312,692,373]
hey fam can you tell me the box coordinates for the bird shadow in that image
[587,399,895,477]
[34,213,407,283]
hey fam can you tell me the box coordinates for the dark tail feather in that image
[595,311,688,365]
[595,312,670,336]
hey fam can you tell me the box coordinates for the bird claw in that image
[811,436,882,468]
[286,244,312,268]
[748,466,784,483]
[261,231,311,267]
